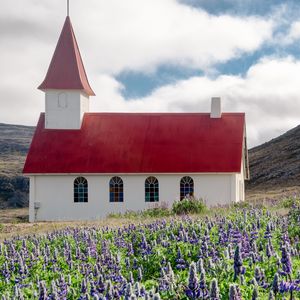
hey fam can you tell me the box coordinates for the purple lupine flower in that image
[266,242,272,258]
[38,281,48,300]
[268,291,275,300]
[140,285,146,296]
[229,284,241,300]
[14,286,21,298]
[264,223,272,239]
[233,244,243,280]
[81,278,88,294]
[125,257,130,269]
[254,266,261,283]
[209,278,220,300]
[240,275,245,285]
[281,246,292,275]
[96,275,105,294]
[134,282,140,297]
[124,283,133,300]
[185,262,200,299]
[196,258,204,274]
[133,258,138,269]
[272,273,279,295]
[137,267,143,282]
[279,279,300,293]
[176,249,187,270]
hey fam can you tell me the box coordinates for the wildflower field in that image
[0,202,300,299]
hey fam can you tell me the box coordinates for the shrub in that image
[108,203,171,219]
[142,202,171,218]
[233,201,250,209]
[172,197,206,215]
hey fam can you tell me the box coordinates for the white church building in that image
[23,16,249,222]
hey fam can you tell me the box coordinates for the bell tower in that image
[38,16,95,129]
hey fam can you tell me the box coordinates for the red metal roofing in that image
[38,17,95,96]
[23,113,245,174]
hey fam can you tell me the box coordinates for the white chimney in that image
[210,97,221,118]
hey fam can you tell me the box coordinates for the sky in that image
[1,0,300,147]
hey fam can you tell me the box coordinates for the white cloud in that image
[284,21,300,44]
[79,0,273,74]
[0,0,296,149]
[91,56,300,147]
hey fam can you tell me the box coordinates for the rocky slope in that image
[0,123,35,207]
[247,124,300,190]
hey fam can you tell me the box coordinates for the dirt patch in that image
[246,185,300,202]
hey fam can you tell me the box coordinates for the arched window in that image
[180,176,194,200]
[109,176,124,202]
[145,176,159,202]
[74,177,88,203]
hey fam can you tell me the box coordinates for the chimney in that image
[210,97,221,118]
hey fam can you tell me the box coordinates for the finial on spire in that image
[67,0,70,16]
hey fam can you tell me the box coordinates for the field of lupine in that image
[0,204,300,299]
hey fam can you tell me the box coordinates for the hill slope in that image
[247,124,300,190]
[0,123,35,207]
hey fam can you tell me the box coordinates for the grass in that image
[0,188,298,242]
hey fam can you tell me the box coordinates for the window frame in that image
[74,177,88,203]
[145,176,159,202]
[109,176,124,203]
[180,176,194,200]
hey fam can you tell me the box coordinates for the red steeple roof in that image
[38,17,95,96]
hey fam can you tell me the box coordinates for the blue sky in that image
[117,0,300,99]
[0,0,300,147]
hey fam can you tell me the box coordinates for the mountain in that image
[0,123,35,208]
[0,122,299,207]
[246,124,300,190]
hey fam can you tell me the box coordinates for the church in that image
[23,16,249,222]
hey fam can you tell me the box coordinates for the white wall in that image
[45,90,89,129]
[29,173,244,222]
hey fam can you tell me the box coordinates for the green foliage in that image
[281,197,300,208]
[108,202,171,219]
[288,205,300,238]
[0,208,300,299]
[172,198,206,215]
[233,201,251,209]
[0,175,29,208]
[141,204,171,218]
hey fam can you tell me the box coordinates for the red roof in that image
[38,17,95,96]
[23,113,245,174]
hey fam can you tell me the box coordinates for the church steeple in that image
[38,16,95,96]
[39,16,94,130]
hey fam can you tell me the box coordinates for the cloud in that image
[0,0,296,149]
[79,0,273,74]
[91,56,300,147]
[284,21,300,44]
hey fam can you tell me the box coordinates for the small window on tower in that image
[58,92,68,108]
